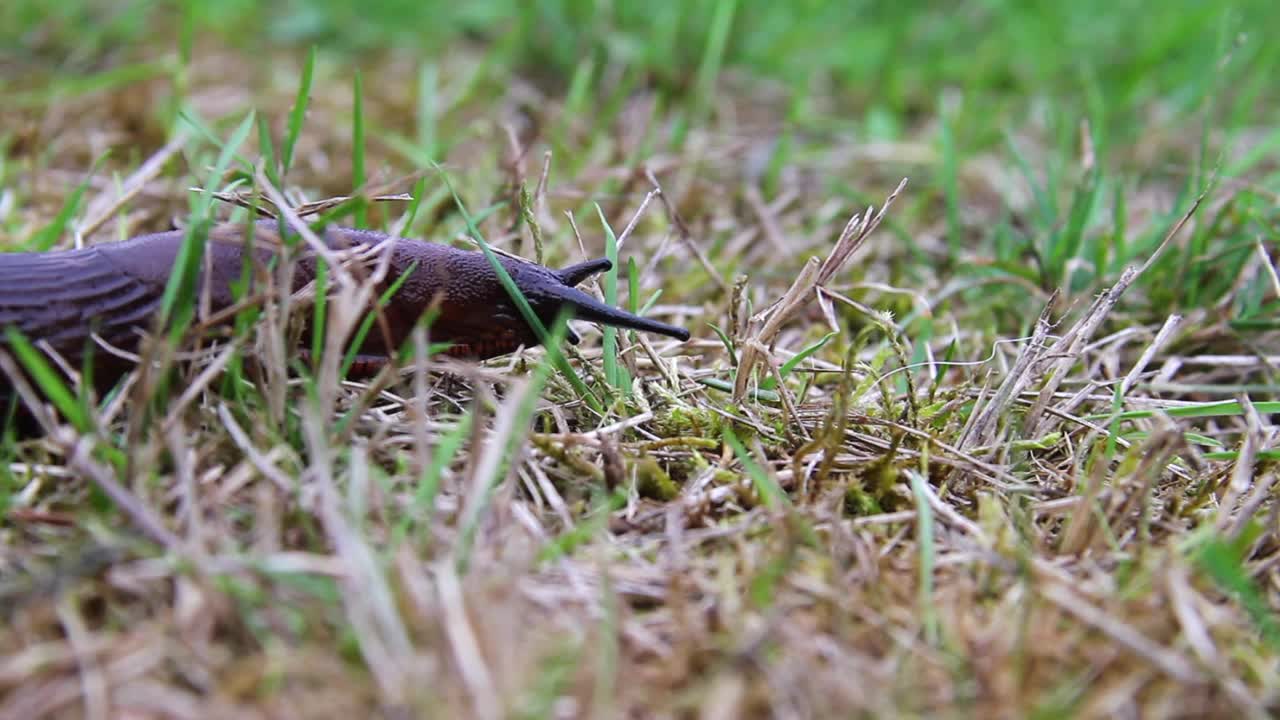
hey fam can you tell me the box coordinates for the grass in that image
[1,0,1279,717]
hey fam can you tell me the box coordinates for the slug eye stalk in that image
[555,258,614,287]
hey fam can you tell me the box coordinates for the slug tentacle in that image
[523,279,691,342]
[555,258,614,287]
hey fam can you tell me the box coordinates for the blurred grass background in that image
[4,0,1277,337]
[5,0,1276,143]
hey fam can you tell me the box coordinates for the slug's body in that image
[0,221,689,425]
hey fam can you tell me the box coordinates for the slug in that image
[0,220,690,427]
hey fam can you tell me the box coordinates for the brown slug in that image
[0,220,690,428]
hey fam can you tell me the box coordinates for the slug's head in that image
[438,254,691,360]
[516,256,690,343]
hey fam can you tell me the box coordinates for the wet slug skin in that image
[0,220,690,426]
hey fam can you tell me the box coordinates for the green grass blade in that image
[175,108,254,171]
[352,69,367,228]
[939,109,961,250]
[692,0,738,128]
[698,377,780,404]
[707,322,737,363]
[399,175,429,234]
[627,258,640,315]
[339,260,419,379]
[416,61,439,160]
[594,203,621,393]
[761,331,838,391]
[909,470,939,645]
[160,109,256,330]
[1088,400,1280,421]
[27,153,105,251]
[722,425,787,510]
[392,410,474,547]
[1202,448,1280,461]
[1194,534,1280,652]
[282,45,316,176]
[8,62,171,109]
[3,327,89,432]
[311,257,328,369]
[257,112,280,189]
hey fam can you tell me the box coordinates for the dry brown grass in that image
[2,36,1278,720]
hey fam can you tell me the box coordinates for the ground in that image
[1,1,1278,718]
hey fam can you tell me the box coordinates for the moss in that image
[633,455,680,501]
[652,405,723,438]
[841,449,914,517]
[843,483,884,517]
